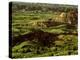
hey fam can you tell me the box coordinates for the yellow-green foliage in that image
[11,2,78,58]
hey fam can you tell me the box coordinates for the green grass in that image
[12,34,78,58]
[11,11,78,58]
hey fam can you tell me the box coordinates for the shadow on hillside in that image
[12,29,77,47]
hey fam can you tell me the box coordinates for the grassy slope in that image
[12,11,78,58]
